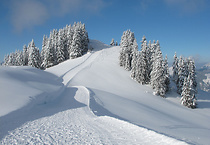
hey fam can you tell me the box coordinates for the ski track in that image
[1,41,189,144]
[1,86,187,145]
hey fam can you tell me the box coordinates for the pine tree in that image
[130,39,138,79]
[16,50,24,66]
[135,51,147,84]
[3,54,9,66]
[150,41,166,97]
[172,52,179,83]
[70,28,83,59]
[42,37,56,68]
[56,30,65,64]
[119,30,129,67]
[188,59,197,94]
[163,55,170,92]
[181,75,196,108]
[177,56,188,94]
[140,36,149,84]
[23,45,28,66]
[28,39,41,68]
[110,38,115,46]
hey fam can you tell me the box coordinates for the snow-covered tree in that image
[23,45,28,66]
[28,39,41,68]
[187,59,197,94]
[150,41,166,97]
[110,38,115,46]
[163,55,170,92]
[16,50,24,66]
[140,36,149,84]
[181,75,196,108]
[56,30,65,64]
[70,28,83,59]
[42,37,56,68]
[3,54,9,66]
[135,51,147,84]
[177,56,188,94]
[172,52,179,83]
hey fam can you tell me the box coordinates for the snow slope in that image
[0,40,209,144]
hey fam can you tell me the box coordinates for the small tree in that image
[181,76,196,109]
[110,38,115,46]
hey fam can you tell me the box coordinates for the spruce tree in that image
[28,39,41,68]
[172,52,179,83]
[70,28,83,59]
[181,75,196,108]
[177,56,187,94]
[163,55,170,92]
[150,41,166,97]
[110,39,115,46]
[140,36,149,84]
[23,45,28,66]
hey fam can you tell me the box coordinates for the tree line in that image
[119,30,197,108]
[3,22,89,69]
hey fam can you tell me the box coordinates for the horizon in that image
[0,0,210,64]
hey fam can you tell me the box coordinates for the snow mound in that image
[0,66,63,117]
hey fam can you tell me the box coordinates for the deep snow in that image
[0,40,210,144]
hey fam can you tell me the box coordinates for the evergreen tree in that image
[188,59,197,94]
[28,39,41,68]
[110,38,115,46]
[177,56,188,94]
[140,36,149,84]
[57,30,65,63]
[16,50,24,66]
[3,54,9,66]
[70,28,83,59]
[172,52,179,83]
[23,45,28,66]
[181,75,196,108]
[42,38,56,68]
[163,55,170,92]
[150,41,166,97]
[135,51,147,84]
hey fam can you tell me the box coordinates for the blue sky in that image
[0,0,210,65]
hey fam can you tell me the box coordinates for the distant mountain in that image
[197,63,210,93]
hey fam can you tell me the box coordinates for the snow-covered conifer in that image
[28,39,41,68]
[23,45,28,66]
[181,75,196,108]
[188,59,197,94]
[163,55,170,92]
[177,56,187,94]
[70,28,83,59]
[150,41,166,97]
[172,52,179,83]
[110,39,115,46]
[140,36,149,84]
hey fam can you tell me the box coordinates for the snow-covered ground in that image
[0,40,210,144]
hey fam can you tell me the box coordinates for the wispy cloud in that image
[10,0,48,32]
[164,0,206,14]
[9,0,107,32]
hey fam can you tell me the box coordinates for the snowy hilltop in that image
[0,40,210,144]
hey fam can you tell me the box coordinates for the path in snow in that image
[1,86,187,145]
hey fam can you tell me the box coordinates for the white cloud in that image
[9,0,107,32]
[164,0,206,14]
[11,0,48,32]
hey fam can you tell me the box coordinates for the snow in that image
[0,40,210,144]
[203,73,210,84]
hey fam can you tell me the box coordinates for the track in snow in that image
[1,86,187,145]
